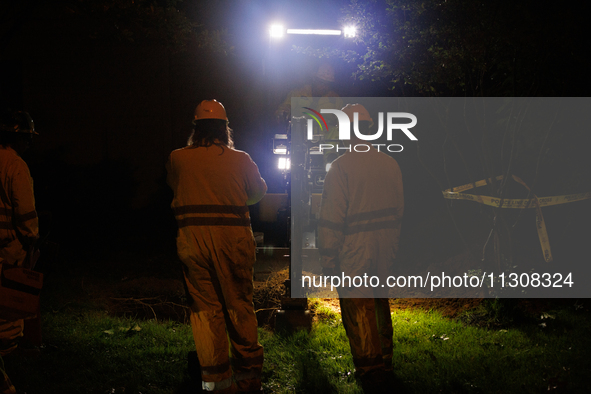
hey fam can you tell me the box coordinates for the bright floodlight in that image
[274,145,287,155]
[286,29,341,36]
[269,24,284,38]
[343,26,356,38]
[278,157,291,170]
[273,134,288,154]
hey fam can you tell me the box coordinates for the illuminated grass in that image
[4,286,590,393]
[261,303,591,393]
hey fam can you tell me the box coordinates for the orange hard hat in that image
[194,99,228,122]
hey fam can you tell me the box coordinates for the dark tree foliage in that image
[295,1,591,273]
[58,0,196,51]
[330,0,588,96]
[0,0,232,54]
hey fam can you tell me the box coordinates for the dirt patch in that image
[389,298,484,318]
[306,293,484,319]
[253,269,288,327]
[253,268,323,327]
[96,270,292,326]
[96,269,486,325]
[252,269,486,321]
[86,276,190,323]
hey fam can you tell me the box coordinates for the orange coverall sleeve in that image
[10,160,38,246]
[242,153,267,206]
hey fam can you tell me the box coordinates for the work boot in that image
[235,376,263,393]
[202,380,236,393]
[359,368,403,393]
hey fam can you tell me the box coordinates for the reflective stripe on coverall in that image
[167,144,267,392]
[318,147,403,376]
[0,146,39,355]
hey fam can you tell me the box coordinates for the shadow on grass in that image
[292,335,336,393]
[173,378,200,394]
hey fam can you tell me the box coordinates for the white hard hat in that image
[194,100,228,122]
[316,64,335,83]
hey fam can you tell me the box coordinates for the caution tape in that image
[444,189,591,209]
[442,175,591,263]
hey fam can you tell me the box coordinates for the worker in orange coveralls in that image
[167,100,267,393]
[0,110,39,349]
[318,104,404,391]
[0,109,40,394]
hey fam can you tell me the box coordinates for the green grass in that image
[4,277,591,393]
[386,308,590,393]
[261,305,591,394]
[8,311,195,394]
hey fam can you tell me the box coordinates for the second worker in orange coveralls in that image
[167,100,267,393]
[318,103,404,392]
